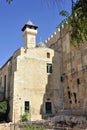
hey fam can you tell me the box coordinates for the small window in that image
[77,78,80,85]
[60,76,64,82]
[25,101,29,112]
[73,92,77,103]
[67,86,69,89]
[47,52,50,58]
[70,100,72,104]
[68,91,71,99]
[47,64,52,73]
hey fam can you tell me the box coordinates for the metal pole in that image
[14,110,15,130]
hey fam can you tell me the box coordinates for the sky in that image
[0,0,72,67]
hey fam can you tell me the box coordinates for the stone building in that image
[0,21,62,122]
[45,26,87,116]
[1,20,87,123]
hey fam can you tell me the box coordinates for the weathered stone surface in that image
[0,23,61,123]
[46,27,87,117]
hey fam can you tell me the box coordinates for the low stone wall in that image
[0,123,11,130]
[0,120,87,130]
[0,123,20,130]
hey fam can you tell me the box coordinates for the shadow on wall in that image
[40,51,62,119]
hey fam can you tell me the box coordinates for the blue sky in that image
[0,0,72,67]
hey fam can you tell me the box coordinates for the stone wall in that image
[12,47,60,122]
[46,27,87,116]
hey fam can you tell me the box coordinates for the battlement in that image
[45,28,61,47]
[45,23,70,47]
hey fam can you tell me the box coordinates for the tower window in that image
[47,64,52,73]
[47,52,50,58]
[25,101,30,112]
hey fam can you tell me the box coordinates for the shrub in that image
[24,126,45,130]
[20,112,29,122]
[0,101,7,113]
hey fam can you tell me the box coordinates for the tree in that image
[59,0,87,47]
[71,0,87,44]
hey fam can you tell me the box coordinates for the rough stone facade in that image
[45,26,87,116]
[1,21,87,123]
[0,22,61,122]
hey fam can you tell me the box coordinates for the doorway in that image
[45,102,52,114]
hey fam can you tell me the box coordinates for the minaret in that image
[22,21,38,49]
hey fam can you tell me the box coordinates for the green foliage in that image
[20,112,29,122]
[24,126,45,130]
[59,0,87,47]
[72,0,87,40]
[59,10,69,17]
[0,101,7,113]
